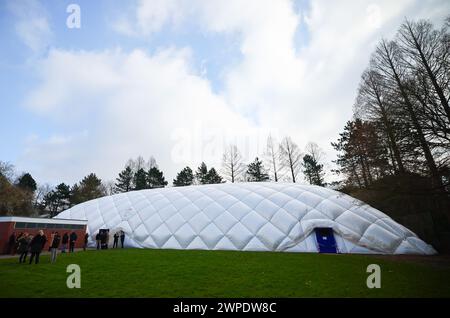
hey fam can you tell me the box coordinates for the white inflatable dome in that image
[56,182,435,255]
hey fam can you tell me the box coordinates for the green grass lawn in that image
[0,249,449,298]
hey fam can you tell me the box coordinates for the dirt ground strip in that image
[373,254,450,268]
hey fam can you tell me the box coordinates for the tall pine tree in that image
[70,173,105,205]
[115,166,134,192]
[134,168,148,190]
[206,168,223,184]
[302,154,325,186]
[147,167,168,188]
[246,157,269,182]
[173,167,194,186]
[195,162,223,184]
[195,162,209,184]
[17,173,37,192]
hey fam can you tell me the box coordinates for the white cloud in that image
[8,0,52,52]
[19,0,450,185]
[115,0,450,162]
[20,47,261,184]
[113,0,187,36]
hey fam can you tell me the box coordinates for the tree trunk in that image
[384,46,442,187]
[272,152,278,182]
[358,155,369,187]
[289,154,296,183]
[372,87,406,173]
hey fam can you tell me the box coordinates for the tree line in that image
[0,136,326,217]
[332,16,450,251]
[0,161,108,218]
[218,138,325,186]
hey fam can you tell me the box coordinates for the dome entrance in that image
[315,228,337,253]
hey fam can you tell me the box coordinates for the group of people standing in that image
[113,231,126,248]
[15,230,47,264]
[95,230,126,249]
[8,230,89,264]
[7,229,126,264]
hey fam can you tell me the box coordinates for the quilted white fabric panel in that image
[55,182,436,255]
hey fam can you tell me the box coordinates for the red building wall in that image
[0,222,15,254]
[1,222,87,254]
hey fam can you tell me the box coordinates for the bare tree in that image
[34,183,52,211]
[102,180,116,196]
[126,155,153,173]
[373,39,441,186]
[355,68,406,174]
[0,161,15,182]
[398,19,450,122]
[265,135,282,182]
[147,156,158,170]
[222,144,245,183]
[396,19,450,160]
[279,137,302,183]
[305,142,325,164]
[135,156,146,171]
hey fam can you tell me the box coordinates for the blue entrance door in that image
[315,228,337,253]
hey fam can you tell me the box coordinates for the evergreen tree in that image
[115,166,134,193]
[302,154,325,186]
[70,173,105,205]
[195,162,209,184]
[206,167,223,184]
[147,167,168,188]
[332,119,391,188]
[17,173,37,192]
[134,168,148,190]
[246,157,269,182]
[195,163,224,184]
[69,184,80,205]
[173,167,194,186]
[43,184,71,217]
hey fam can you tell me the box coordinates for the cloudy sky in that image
[1,0,449,186]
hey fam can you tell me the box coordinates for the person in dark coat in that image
[14,232,24,255]
[120,231,125,248]
[83,233,89,251]
[48,231,55,251]
[95,232,101,250]
[7,232,16,255]
[61,232,69,253]
[29,230,46,264]
[105,230,110,249]
[113,232,119,248]
[17,233,30,263]
[69,232,77,253]
[100,231,107,249]
[41,233,48,250]
[50,232,61,263]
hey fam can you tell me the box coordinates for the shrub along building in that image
[0,216,87,254]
